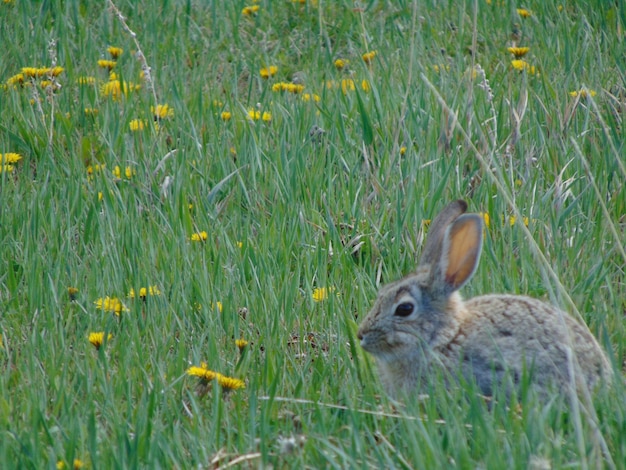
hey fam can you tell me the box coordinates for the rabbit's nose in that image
[357,332,363,340]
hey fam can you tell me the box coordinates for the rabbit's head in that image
[357,200,484,394]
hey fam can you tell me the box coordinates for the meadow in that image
[0,0,625,468]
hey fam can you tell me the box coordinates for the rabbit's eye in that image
[394,303,414,317]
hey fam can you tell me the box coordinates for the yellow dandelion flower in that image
[24,66,60,78]
[109,72,118,81]
[517,8,532,18]
[48,66,64,77]
[248,109,261,120]
[6,73,24,86]
[56,459,85,470]
[98,59,117,70]
[242,4,260,15]
[334,58,348,70]
[77,76,96,85]
[236,339,249,351]
[88,332,112,350]
[341,78,356,94]
[190,231,208,241]
[85,108,99,116]
[107,46,123,59]
[0,165,14,173]
[94,296,129,315]
[129,119,146,131]
[21,67,38,78]
[187,365,245,390]
[569,89,597,98]
[509,216,529,227]
[272,82,305,94]
[362,51,377,64]
[187,366,218,381]
[151,104,174,120]
[259,65,278,79]
[143,286,161,297]
[301,93,320,102]
[128,286,161,299]
[113,165,135,179]
[312,287,335,302]
[68,286,79,301]
[285,83,301,93]
[511,60,527,71]
[98,192,103,201]
[361,79,370,92]
[480,212,491,228]
[399,146,407,156]
[217,375,246,390]
[211,301,223,313]
[129,119,145,131]
[507,46,530,58]
[511,60,537,75]
[100,79,140,101]
[221,111,232,121]
[247,109,272,122]
[0,153,22,164]
[86,163,106,175]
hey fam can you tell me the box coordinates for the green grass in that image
[1,0,624,467]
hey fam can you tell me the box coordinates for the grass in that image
[0,0,624,467]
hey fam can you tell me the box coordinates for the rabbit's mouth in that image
[358,334,381,353]
[359,329,424,357]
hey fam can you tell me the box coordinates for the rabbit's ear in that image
[434,213,483,293]
[420,200,468,267]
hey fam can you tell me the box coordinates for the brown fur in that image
[357,201,612,398]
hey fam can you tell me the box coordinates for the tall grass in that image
[0,0,624,467]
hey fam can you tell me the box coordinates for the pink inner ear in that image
[444,216,481,290]
[446,249,476,287]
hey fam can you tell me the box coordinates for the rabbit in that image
[357,200,612,398]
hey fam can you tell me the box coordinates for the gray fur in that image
[357,201,612,398]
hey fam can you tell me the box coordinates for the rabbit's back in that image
[446,294,611,395]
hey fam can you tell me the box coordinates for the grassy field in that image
[1,0,625,468]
